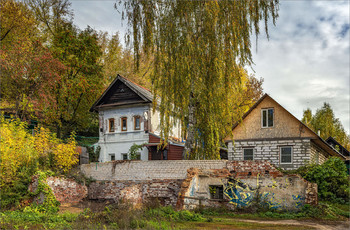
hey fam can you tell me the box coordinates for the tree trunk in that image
[183,91,196,159]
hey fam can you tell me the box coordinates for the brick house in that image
[227,94,345,170]
[90,74,184,162]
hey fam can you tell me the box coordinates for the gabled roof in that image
[232,93,345,159]
[90,74,153,112]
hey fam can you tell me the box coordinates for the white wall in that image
[98,104,150,162]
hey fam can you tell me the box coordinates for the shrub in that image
[0,116,78,209]
[298,157,350,202]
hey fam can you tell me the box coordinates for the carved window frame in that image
[134,115,141,130]
[121,117,127,131]
[108,118,115,132]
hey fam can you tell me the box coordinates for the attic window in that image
[262,108,274,128]
[109,118,115,132]
[121,117,127,131]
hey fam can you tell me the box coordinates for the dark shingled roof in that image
[90,74,153,112]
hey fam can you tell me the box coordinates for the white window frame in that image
[261,108,274,128]
[122,153,128,160]
[243,148,254,160]
[280,146,293,164]
[109,153,115,161]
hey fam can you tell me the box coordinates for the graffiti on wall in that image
[222,175,306,210]
[223,178,255,208]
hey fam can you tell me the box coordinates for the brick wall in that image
[81,160,227,181]
[310,141,329,165]
[81,160,317,210]
[29,175,88,204]
[89,179,182,208]
[228,139,312,169]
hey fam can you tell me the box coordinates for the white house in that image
[90,75,183,162]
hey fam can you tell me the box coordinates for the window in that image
[243,148,254,160]
[109,118,115,132]
[280,146,292,164]
[209,185,224,199]
[109,154,115,161]
[122,153,128,160]
[262,108,274,128]
[121,117,127,131]
[134,116,141,130]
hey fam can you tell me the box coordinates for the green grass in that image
[1,203,348,230]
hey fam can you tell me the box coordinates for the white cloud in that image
[70,0,350,135]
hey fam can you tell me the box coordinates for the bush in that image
[0,116,78,210]
[298,157,350,202]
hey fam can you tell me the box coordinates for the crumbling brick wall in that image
[81,160,318,210]
[29,176,88,204]
[88,179,182,208]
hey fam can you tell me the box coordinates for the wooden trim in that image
[134,115,141,130]
[108,118,115,132]
[227,137,313,143]
[121,117,127,131]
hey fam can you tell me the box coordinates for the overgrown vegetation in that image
[282,157,350,203]
[0,116,78,210]
[1,202,349,230]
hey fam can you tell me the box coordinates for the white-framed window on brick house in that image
[261,108,274,128]
[243,148,254,160]
[280,146,292,164]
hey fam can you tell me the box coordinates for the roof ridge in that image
[118,74,151,93]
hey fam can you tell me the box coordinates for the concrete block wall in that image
[310,141,329,165]
[81,160,227,181]
[228,139,311,169]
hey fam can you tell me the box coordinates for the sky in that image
[70,0,350,134]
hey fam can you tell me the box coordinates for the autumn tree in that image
[302,103,350,150]
[117,0,279,159]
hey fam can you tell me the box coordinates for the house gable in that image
[232,94,316,140]
[90,74,153,111]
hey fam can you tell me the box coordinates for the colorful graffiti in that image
[222,175,306,210]
[223,178,255,208]
[292,195,305,209]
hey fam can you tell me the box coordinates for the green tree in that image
[302,103,350,150]
[117,0,279,159]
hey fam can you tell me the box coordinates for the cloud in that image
[250,1,350,134]
[70,1,350,135]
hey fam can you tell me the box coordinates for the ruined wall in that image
[29,176,88,204]
[81,160,317,210]
[88,179,182,208]
[179,169,317,211]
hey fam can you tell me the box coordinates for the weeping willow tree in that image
[117,0,279,159]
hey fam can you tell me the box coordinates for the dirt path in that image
[233,218,350,230]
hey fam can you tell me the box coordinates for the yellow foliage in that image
[0,116,78,188]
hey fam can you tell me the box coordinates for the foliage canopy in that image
[117,0,279,159]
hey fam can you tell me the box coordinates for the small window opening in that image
[209,185,224,199]
[122,153,128,160]
[243,148,254,160]
[109,154,115,161]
